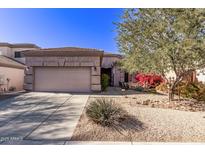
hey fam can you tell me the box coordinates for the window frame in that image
[14,51,22,58]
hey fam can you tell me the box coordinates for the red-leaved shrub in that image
[135,73,163,88]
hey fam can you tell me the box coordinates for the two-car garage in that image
[34,67,91,92]
[23,47,103,93]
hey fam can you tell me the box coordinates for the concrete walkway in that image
[0,92,89,145]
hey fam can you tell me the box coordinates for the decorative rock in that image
[142,100,149,105]
[132,95,205,112]
[151,104,155,108]
[136,101,141,104]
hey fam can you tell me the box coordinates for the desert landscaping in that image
[71,88,205,142]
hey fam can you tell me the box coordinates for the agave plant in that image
[86,99,125,127]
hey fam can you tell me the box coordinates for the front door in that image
[101,68,113,86]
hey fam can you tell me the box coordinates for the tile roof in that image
[22,47,104,57]
[0,56,25,69]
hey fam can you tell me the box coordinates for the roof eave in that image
[0,63,25,69]
[22,50,104,57]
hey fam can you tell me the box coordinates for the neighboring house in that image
[0,43,39,92]
[22,47,126,93]
[0,42,40,63]
[0,56,25,91]
[165,70,198,83]
[196,69,205,84]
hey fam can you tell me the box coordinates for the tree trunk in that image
[170,78,181,101]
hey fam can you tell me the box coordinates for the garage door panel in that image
[34,67,91,92]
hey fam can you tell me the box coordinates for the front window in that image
[14,51,22,58]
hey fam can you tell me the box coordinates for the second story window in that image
[14,51,22,58]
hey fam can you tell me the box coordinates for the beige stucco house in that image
[22,47,126,92]
[0,42,150,93]
[0,42,127,93]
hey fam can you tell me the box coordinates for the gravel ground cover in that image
[71,94,205,142]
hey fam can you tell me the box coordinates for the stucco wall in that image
[0,47,12,57]
[0,66,24,91]
[165,71,176,80]
[196,69,205,83]
[102,57,120,68]
[24,56,101,92]
[112,66,125,86]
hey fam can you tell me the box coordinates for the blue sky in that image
[0,9,123,53]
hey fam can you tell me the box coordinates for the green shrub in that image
[86,99,126,127]
[195,87,205,101]
[135,86,144,92]
[101,74,110,91]
[180,82,199,98]
[178,82,205,101]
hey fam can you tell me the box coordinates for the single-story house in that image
[0,55,25,92]
[22,47,127,93]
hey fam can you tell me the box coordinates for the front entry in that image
[124,72,129,82]
[101,68,113,86]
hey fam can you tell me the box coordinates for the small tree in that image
[116,9,205,100]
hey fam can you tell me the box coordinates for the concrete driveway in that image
[0,92,89,145]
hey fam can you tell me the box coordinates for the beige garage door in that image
[34,67,91,92]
